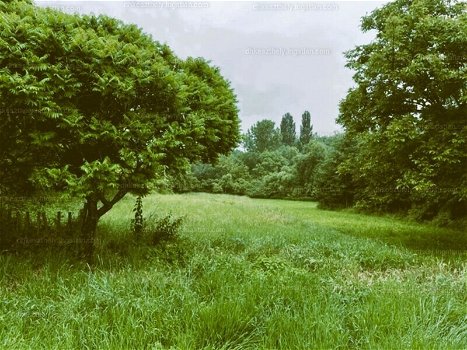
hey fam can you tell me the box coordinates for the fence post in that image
[41,211,48,230]
[36,211,42,232]
[67,212,72,232]
[13,211,20,233]
[7,209,12,224]
[79,208,86,226]
[56,211,62,231]
[25,211,31,231]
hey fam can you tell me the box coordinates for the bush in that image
[144,213,194,267]
[147,214,184,246]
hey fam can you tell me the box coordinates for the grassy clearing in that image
[1,193,466,349]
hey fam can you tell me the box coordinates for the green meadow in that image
[1,193,466,349]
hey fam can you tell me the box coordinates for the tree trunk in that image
[81,196,98,263]
[79,189,127,263]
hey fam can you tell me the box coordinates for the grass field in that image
[1,193,466,349]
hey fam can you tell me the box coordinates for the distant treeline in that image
[178,108,466,227]
[175,112,333,200]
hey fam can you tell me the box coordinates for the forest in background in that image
[179,0,467,228]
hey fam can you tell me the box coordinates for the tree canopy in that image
[243,119,281,153]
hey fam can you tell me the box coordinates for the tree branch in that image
[96,159,141,217]
[97,189,127,217]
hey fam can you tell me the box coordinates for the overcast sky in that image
[36,1,387,135]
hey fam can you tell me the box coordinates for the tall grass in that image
[0,193,465,349]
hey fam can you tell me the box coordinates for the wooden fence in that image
[0,209,84,233]
[0,207,86,249]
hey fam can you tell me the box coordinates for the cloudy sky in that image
[36,1,387,135]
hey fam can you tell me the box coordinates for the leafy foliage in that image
[0,1,239,196]
[335,0,467,221]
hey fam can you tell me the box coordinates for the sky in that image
[36,0,387,135]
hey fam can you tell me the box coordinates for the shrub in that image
[147,214,184,246]
[131,196,144,238]
[144,213,194,266]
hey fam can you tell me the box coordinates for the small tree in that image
[132,196,144,238]
[0,2,240,260]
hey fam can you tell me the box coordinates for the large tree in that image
[243,119,281,153]
[337,0,466,220]
[299,110,313,147]
[280,113,296,146]
[0,1,240,259]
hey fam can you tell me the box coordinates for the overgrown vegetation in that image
[0,193,465,349]
[0,0,465,346]
[147,213,184,246]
